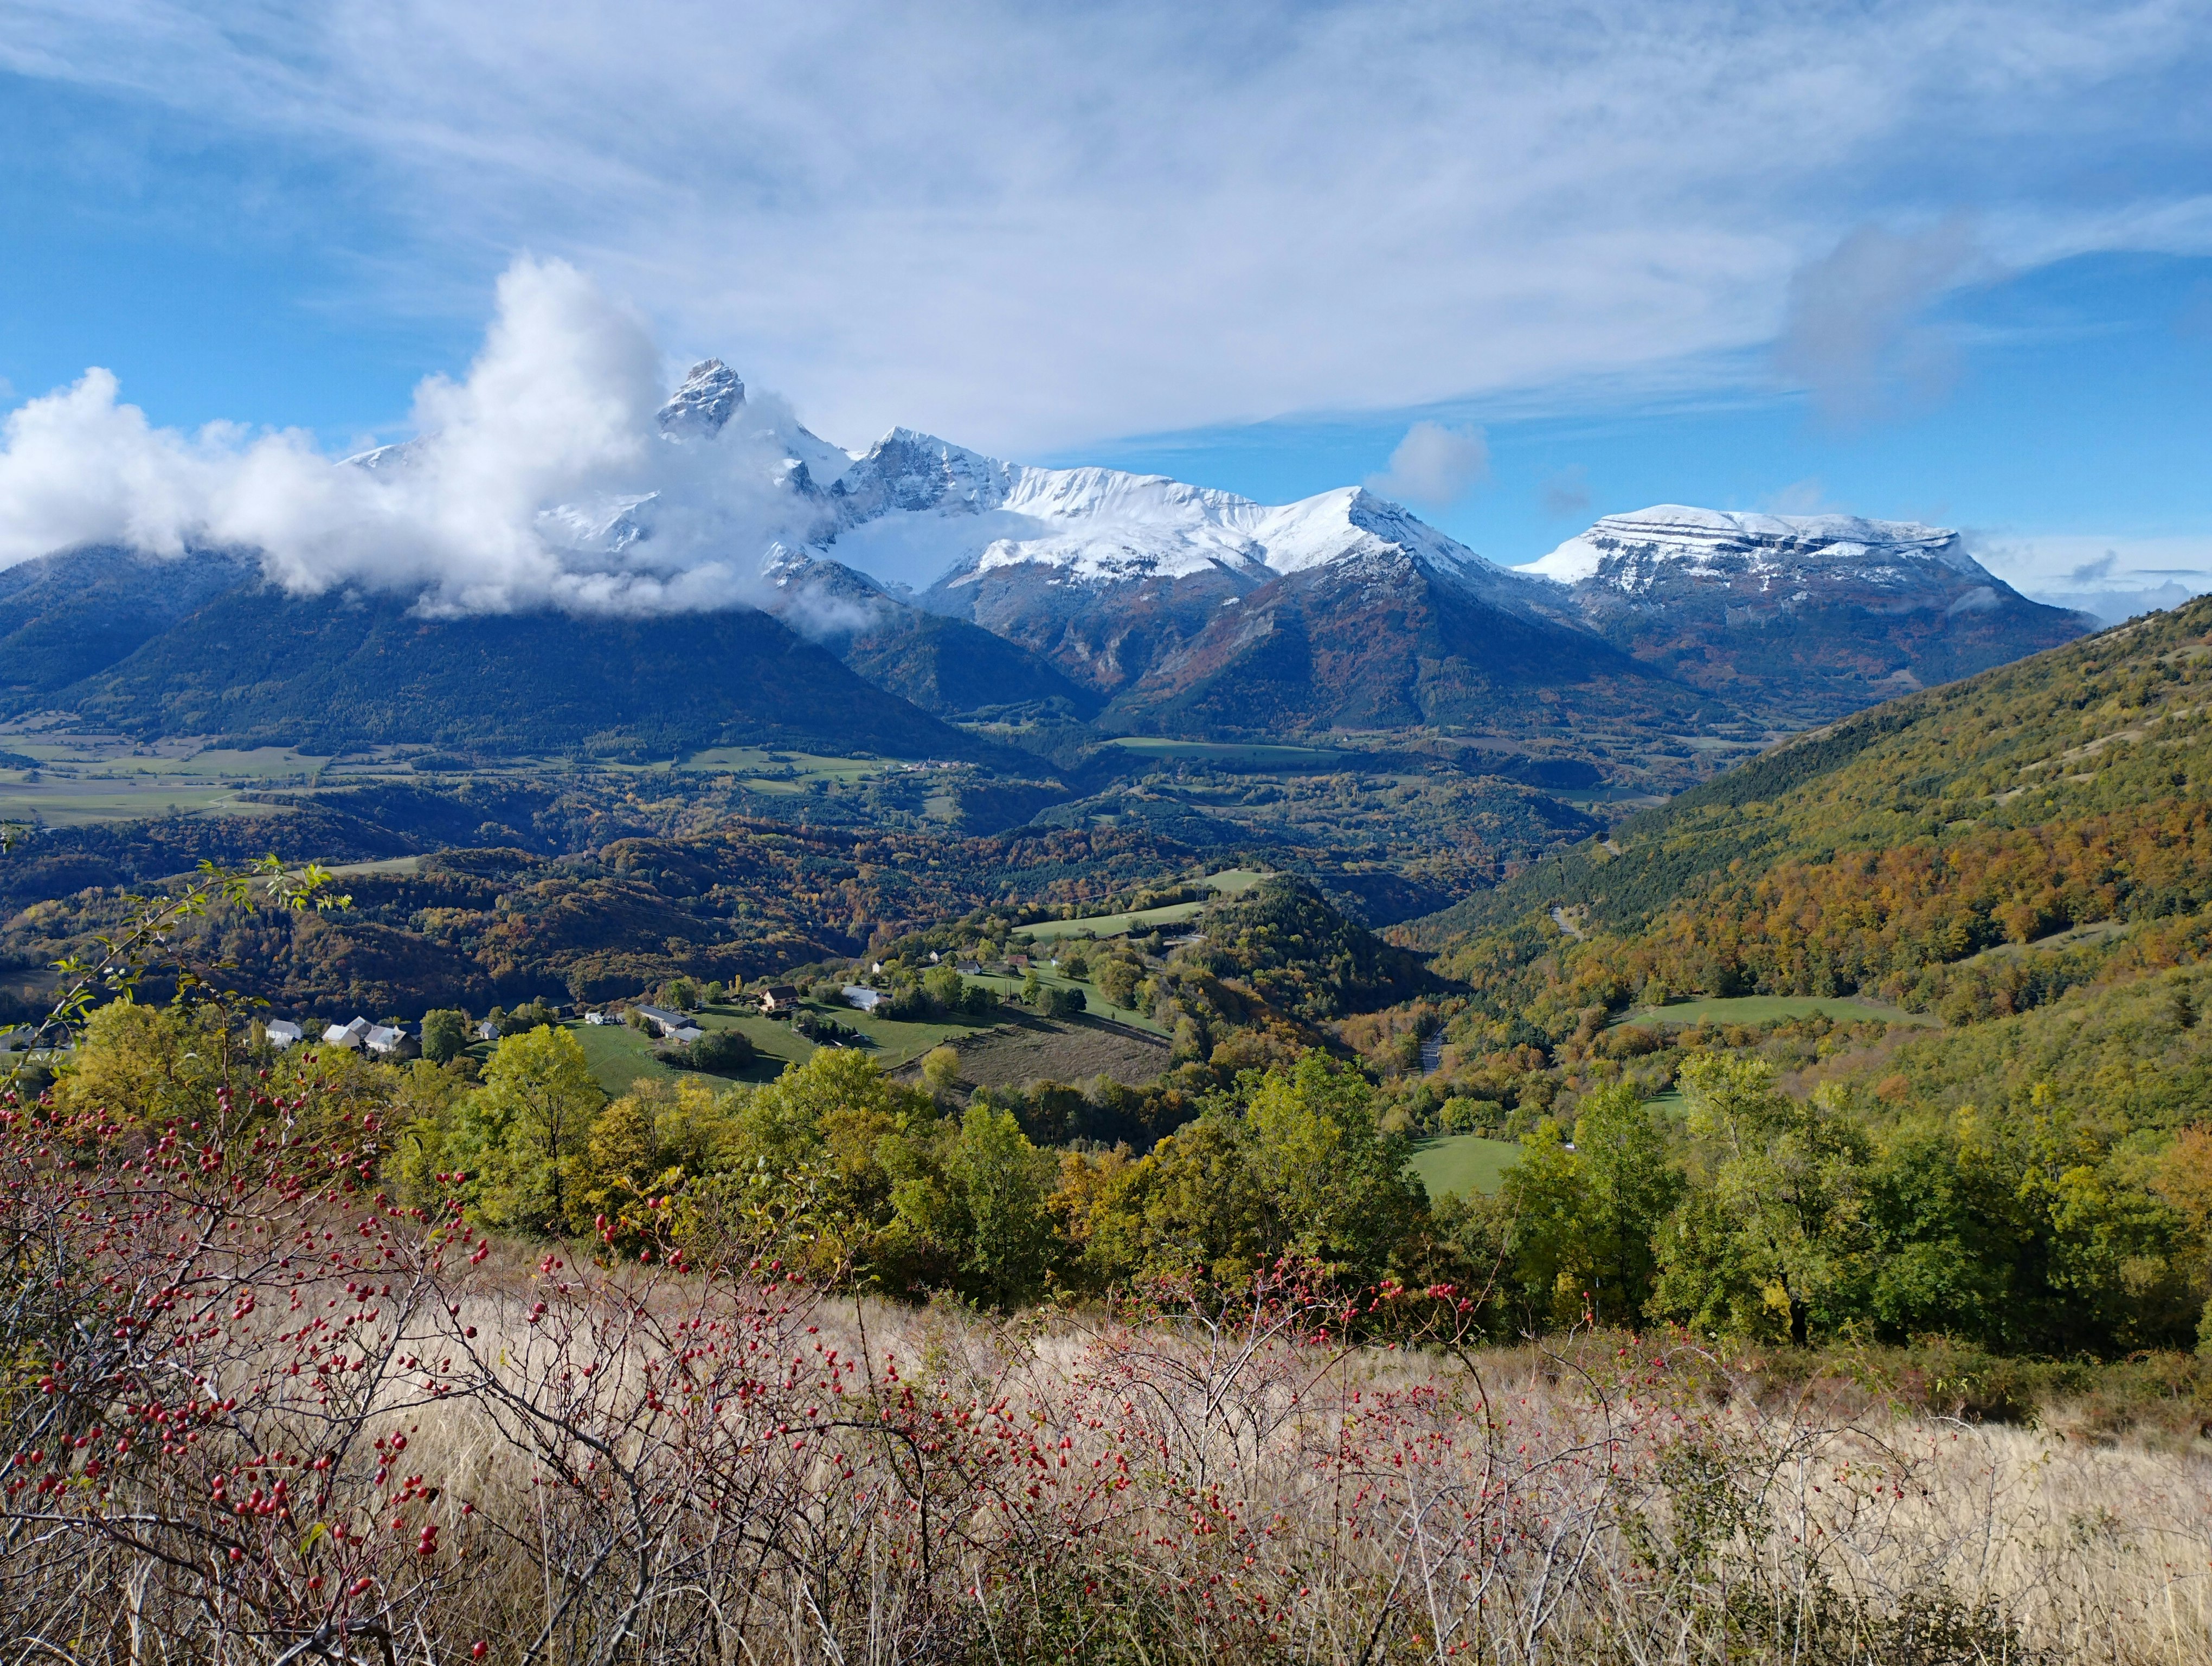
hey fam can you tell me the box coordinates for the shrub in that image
[421,1007,470,1065]
[669,1026,755,1075]
[921,1044,962,1095]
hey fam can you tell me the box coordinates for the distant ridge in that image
[1514,505,2092,722]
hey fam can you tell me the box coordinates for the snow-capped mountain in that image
[564,364,1615,721]
[1517,505,2093,721]
[1518,505,1974,588]
[815,426,1539,605]
[779,418,1584,707]
[323,366,2091,738]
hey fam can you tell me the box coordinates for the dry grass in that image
[10,1122,2210,1664]
[336,1284,2212,1665]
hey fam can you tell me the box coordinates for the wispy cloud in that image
[1539,467,1591,519]
[1777,220,1986,421]
[1970,530,2212,610]
[6,2,2212,452]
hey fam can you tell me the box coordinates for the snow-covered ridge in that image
[1517,504,1974,588]
[814,433,1537,602]
[358,353,1973,624]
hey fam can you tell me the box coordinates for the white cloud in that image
[6,2,2212,452]
[1366,421,1489,508]
[0,258,828,613]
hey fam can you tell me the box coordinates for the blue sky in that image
[1077,252,2212,578]
[2,0,2209,601]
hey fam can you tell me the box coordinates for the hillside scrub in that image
[33,986,2212,1362]
[5,1068,2211,1663]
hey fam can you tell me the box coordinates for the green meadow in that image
[1011,867,1271,945]
[1405,1133,1521,1199]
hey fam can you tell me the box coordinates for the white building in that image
[584,1010,610,1026]
[323,1017,370,1050]
[632,1004,692,1038]
[843,985,889,1013]
[264,1020,304,1049]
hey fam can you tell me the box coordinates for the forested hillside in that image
[1412,597,2212,1034]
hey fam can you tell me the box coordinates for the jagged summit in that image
[658,359,746,437]
[813,445,1546,606]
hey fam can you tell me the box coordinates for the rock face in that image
[1517,506,2095,721]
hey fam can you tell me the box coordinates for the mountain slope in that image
[0,544,258,712]
[1105,528,1702,737]
[54,581,996,760]
[758,553,1104,720]
[1412,596,2212,1034]
[1518,505,2092,722]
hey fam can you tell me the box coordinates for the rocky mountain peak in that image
[658,359,746,438]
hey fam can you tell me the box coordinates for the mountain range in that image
[0,358,2094,765]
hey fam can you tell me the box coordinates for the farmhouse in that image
[756,985,802,1013]
[322,1017,371,1050]
[631,1004,693,1038]
[263,1020,304,1049]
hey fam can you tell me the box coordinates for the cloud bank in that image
[0,259,826,613]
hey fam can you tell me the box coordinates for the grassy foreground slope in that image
[1416,597,2212,1036]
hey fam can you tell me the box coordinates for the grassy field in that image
[561,1018,785,1094]
[1406,1133,1521,1199]
[1012,867,1271,946]
[1616,995,1937,1029]
[0,734,335,826]
[1015,901,1205,943]
[327,855,424,878]
[676,746,929,794]
[923,1015,1171,1093]
[558,996,1013,1097]
[962,967,1169,1035]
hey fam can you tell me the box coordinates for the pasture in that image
[1011,866,1270,946]
[1405,1132,1521,1198]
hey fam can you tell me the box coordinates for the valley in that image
[0,355,2197,1375]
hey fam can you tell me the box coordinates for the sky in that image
[1,0,2208,610]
